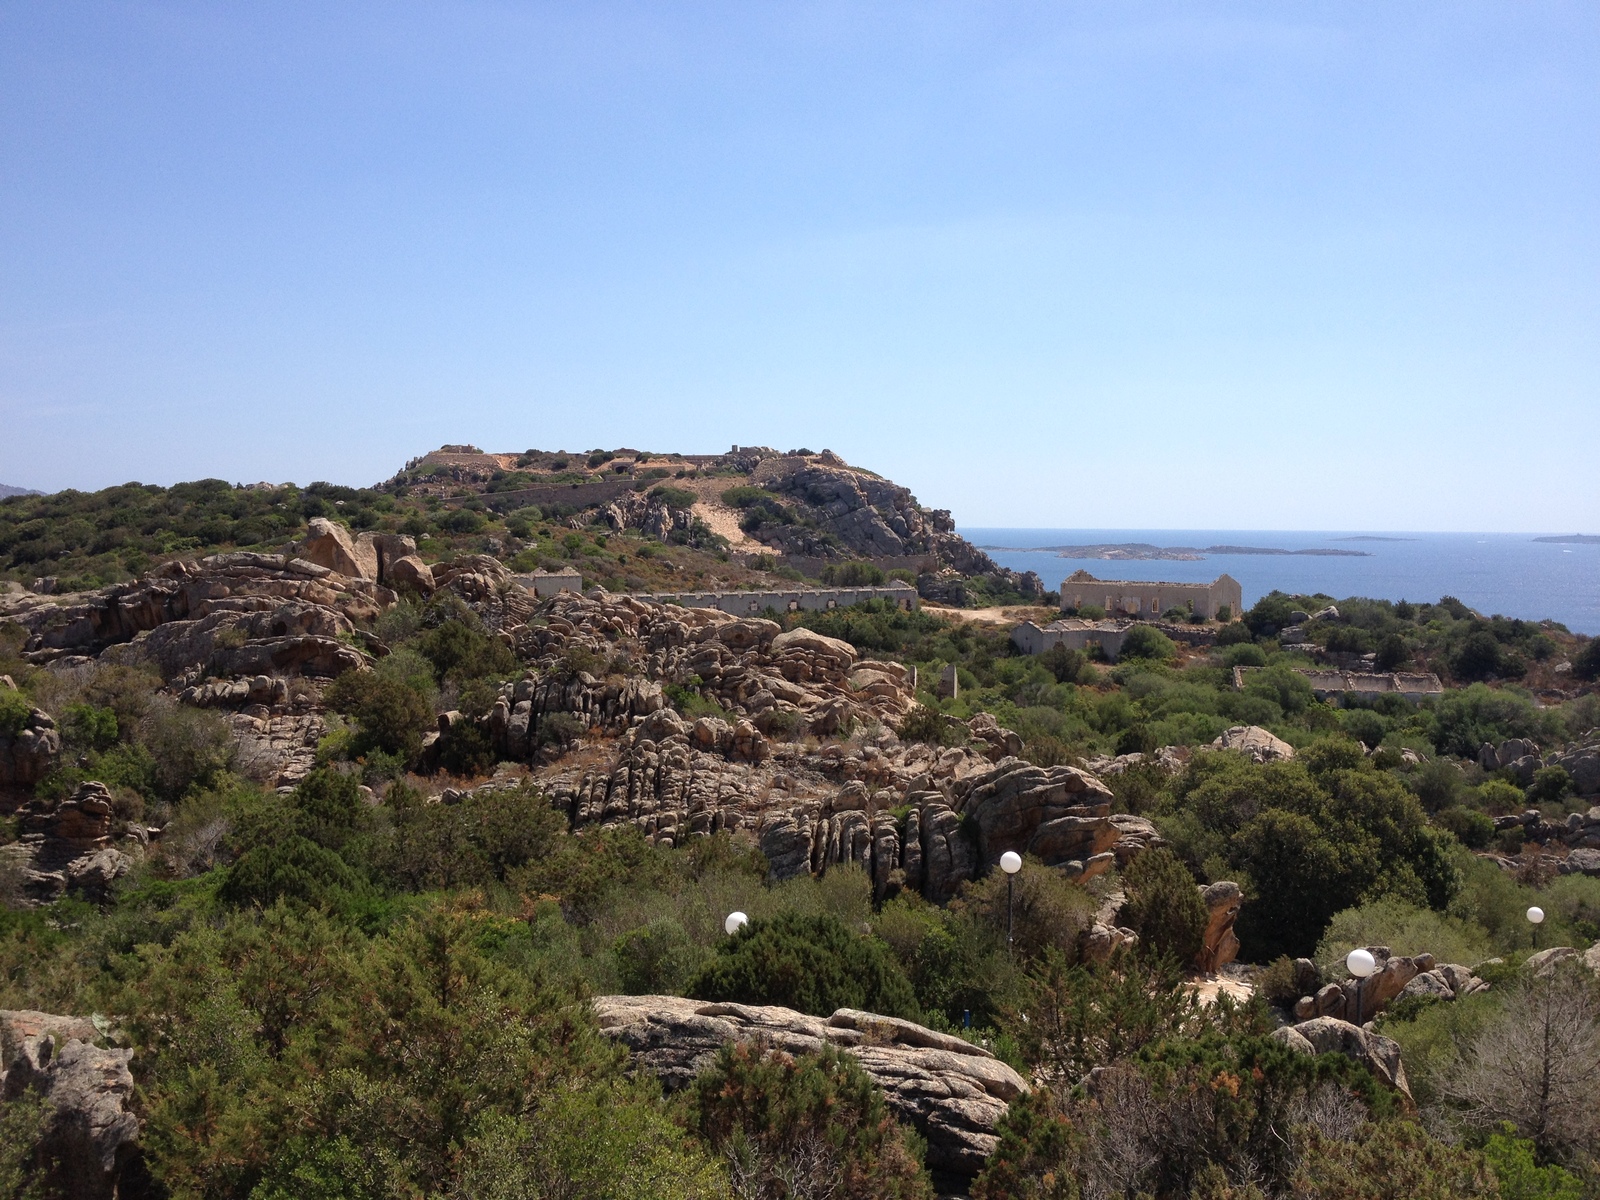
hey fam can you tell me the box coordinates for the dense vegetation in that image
[3,495,1600,1194]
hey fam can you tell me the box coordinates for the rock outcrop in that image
[1211,725,1296,762]
[1195,881,1243,973]
[7,782,138,905]
[0,707,60,788]
[594,994,1027,1180]
[1270,1017,1411,1100]
[0,1010,141,1200]
[1291,946,1488,1023]
[1479,737,1600,796]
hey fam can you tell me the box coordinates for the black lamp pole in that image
[1007,873,1015,958]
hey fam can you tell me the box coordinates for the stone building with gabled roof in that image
[1060,570,1241,621]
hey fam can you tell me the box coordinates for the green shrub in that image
[1222,643,1266,668]
[896,705,961,746]
[612,918,706,995]
[1313,897,1493,974]
[323,670,434,761]
[1479,1126,1584,1200]
[1215,621,1253,646]
[1254,955,1305,1007]
[822,561,886,587]
[1119,625,1177,662]
[221,834,366,910]
[435,719,496,777]
[690,1041,932,1200]
[1121,848,1207,965]
[688,911,920,1019]
[414,608,514,684]
[648,486,697,511]
[377,783,564,892]
[1435,806,1495,849]
[1476,779,1525,814]
[1527,765,1572,804]
[1572,638,1600,682]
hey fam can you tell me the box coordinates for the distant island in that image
[1534,534,1600,545]
[0,483,44,499]
[976,542,1371,560]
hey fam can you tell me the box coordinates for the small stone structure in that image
[1060,569,1241,620]
[1292,668,1444,702]
[938,663,959,699]
[517,568,583,598]
[637,582,917,616]
[1012,618,1134,660]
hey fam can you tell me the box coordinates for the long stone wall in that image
[638,583,918,615]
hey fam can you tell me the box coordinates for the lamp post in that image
[724,911,749,937]
[1527,906,1545,950]
[1000,851,1022,956]
[1346,947,1377,1026]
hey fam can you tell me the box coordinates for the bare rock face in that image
[1195,881,1242,973]
[1211,725,1296,762]
[593,994,1027,1181]
[300,517,378,581]
[1280,1016,1411,1100]
[956,758,1121,870]
[386,554,436,595]
[0,707,61,787]
[0,1010,141,1200]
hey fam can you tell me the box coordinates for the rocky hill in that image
[386,443,1042,603]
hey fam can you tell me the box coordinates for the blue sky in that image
[1,2,1596,531]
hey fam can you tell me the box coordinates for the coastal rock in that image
[593,993,1027,1180]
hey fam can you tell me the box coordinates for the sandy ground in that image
[684,479,769,552]
[922,603,1060,627]
[1187,972,1256,1007]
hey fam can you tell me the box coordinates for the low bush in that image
[1121,848,1207,965]
[690,1041,933,1200]
[688,910,920,1019]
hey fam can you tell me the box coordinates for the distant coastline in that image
[973,542,1371,560]
[1533,534,1600,545]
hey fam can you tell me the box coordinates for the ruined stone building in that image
[1060,570,1242,620]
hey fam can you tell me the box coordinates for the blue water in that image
[962,530,1600,635]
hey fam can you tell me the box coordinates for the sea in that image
[962,530,1600,636]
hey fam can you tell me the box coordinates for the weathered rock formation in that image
[1196,881,1243,973]
[1270,1017,1411,1100]
[0,1010,141,1200]
[0,707,60,788]
[1480,737,1600,796]
[5,781,139,905]
[593,994,1027,1180]
[1291,946,1488,1024]
[1210,725,1296,763]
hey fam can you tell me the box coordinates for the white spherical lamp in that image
[724,911,749,936]
[1527,906,1545,925]
[1346,947,1377,979]
[1000,851,1023,875]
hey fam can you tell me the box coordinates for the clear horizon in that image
[2,3,1596,532]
